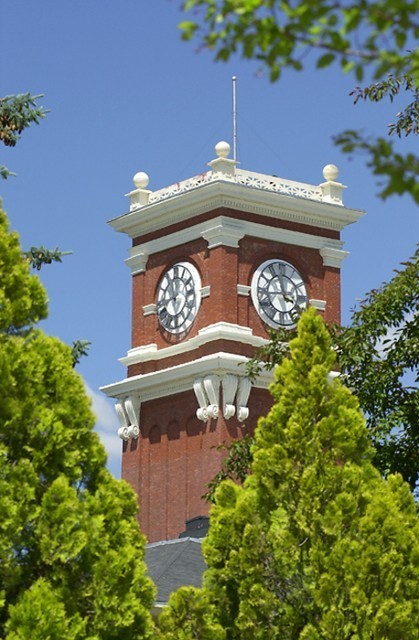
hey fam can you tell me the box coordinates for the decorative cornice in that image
[201,222,245,248]
[125,215,349,275]
[109,179,364,241]
[101,351,274,403]
[119,321,268,367]
[320,246,349,268]
[126,250,148,275]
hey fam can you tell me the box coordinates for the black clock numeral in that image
[259,295,270,309]
[184,276,194,291]
[158,305,168,319]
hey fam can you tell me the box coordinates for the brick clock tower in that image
[102,141,362,543]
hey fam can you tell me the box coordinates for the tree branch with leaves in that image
[180,0,419,202]
[0,93,48,179]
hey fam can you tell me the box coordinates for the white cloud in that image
[84,382,122,478]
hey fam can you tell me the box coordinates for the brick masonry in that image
[124,207,341,542]
[122,387,272,543]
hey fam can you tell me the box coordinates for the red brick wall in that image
[123,206,341,542]
[131,234,340,354]
[123,387,272,542]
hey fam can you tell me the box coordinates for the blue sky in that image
[1,0,417,477]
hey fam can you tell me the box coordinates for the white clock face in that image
[156,262,201,334]
[251,259,307,329]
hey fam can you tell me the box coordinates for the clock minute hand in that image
[279,275,294,305]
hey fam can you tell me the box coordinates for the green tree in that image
[332,248,419,492]
[180,0,419,202]
[158,587,226,640]
[206,248,419,500]
[0,205,156,639]
[161,308,419,639]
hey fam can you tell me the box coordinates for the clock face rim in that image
[251,258,308,329]
[156,261,201,335]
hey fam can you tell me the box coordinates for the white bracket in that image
[194,374,251,422]
[193,375,220,421]
[236,377,251,422]
[204,374,220,419]
[116,396,141,440]
[222,374,238,419]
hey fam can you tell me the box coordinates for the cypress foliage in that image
[160,308,419,639]
[0,207,156,639]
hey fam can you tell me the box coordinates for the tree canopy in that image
[0,206,156,639]
[180,0,419,202]
[206,250,419,499]
[332,248,419,492]
[160,308,419,639]
[180,0,418,81]
[179,0,419,496]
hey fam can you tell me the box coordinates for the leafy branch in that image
[0,93,48,178]
[180,0,419,82]
[71,340,91,367]
[24,246,73,271]
[203,435,253,502]
[334,131,419,202]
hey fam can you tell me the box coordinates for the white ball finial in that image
[215,141,231,158]
[322,164,339,182]
[133,171,150,189]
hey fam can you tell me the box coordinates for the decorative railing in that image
[234,169,323,201]
[127,143,343,211]
[147,168,323,205]
[148,172,213,203]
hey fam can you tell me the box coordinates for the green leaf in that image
[316,53,335,68]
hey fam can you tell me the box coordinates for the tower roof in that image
[109,141,364,241]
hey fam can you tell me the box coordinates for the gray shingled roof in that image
[145,537,207,605]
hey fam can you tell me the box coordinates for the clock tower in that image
[102,142,363,543]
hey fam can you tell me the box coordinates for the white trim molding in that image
[101,351,273,407]
[126,250,149,275]
[237,284,251,296]
[201,222,245,248]
[200,285,211,298]
[309,299,327,311]
[320,246,350,268]
[119,321,268,367]
[110,177,364,242]
[143,303,157,317]
[124,215,351,275]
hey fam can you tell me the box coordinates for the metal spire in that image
[232,76,237,161]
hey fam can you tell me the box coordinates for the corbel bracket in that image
[116,395,141,440]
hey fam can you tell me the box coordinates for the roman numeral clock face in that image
[156,262,201,334]
[251,259,308,329]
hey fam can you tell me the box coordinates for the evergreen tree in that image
[0,94,47,179]
[0,205,156,639]
[160,308,419,639]
[158,586,226,640]
[207,249,419,499]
